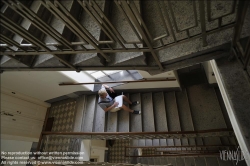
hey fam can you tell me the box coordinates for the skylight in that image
[86,70,122,79]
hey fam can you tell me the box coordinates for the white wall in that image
[115,70,180,90]
[1,71,95,101]
[1,87,49,140]
[1,139,33,166]
[90,140,107,162]
[203,61,217,84]
[79,140,107,162]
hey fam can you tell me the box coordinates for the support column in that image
[210,56,250,165]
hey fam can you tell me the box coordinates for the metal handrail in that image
[59,78,177,86]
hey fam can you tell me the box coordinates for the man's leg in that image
[122,95,132,104]
[121,104,141,114]
[122,95,140,105]
[121,104,133,112]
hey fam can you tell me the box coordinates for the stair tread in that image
[141,93,154,147]
[34,54,67,67]
[165,92,182,147]
[118,94,130,132]
[0,58,29,67]
[153,92,168,131]
[130,93,142,132]
[1,1,43,66]
[34,0,77,67]
[106,111,118,132]
[74,96,85,132]
[152,139,160,146]
[165,92,181,131]
[72,55,104,66]
[93,97,105,132]
[70,1,105,66]
[176,89,194,131]
[108,1,144,65]
[82,95,96,132]
[142,1,175,48]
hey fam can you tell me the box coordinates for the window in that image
[86,70,122,79]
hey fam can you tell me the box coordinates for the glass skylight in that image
[86,70,122,79]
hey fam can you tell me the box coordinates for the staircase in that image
[1,0,249,72]
[43,83,247,166]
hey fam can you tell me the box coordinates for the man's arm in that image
[103,102,119,112]
[102,84,115,93]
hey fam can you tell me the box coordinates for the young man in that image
[98,84,141,114]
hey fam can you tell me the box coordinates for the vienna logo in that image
[220,146,245,165]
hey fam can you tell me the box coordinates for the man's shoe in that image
[132,110,141,115]
[130,101,140,106]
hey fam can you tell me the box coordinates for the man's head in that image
[98,89,107,99]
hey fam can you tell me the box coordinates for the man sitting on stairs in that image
[98,84,141,114]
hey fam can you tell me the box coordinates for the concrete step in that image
[93,96,105,132]
[33,0,79,67]
[141,93,155,146]
[152,92,167,152]
[130,93,142,132]
[152,139,160,152]
[117,93,130,132]
[187,84,227,130]
[106,110,118,132]
[129,92,144,151]
[165,92,181,147]
[106,1,146,66]
[108,55,147,66]
[0,55,29,67]
[69,1,106,67]
[0,1,39,67]
[176,89,196,153]
[141,1,175,48]
[82,95,97,132]
[73,96,86,132]
[153,92,168,131]
[15,1,47,65]
[176,89,194,131]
